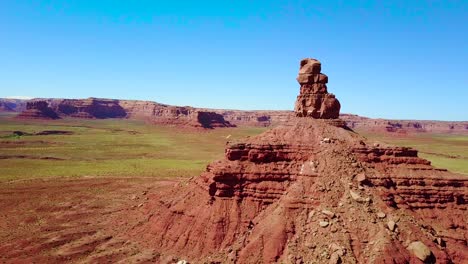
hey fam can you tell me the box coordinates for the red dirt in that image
[0,177,179,263]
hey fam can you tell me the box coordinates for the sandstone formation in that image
[16,101,59,119]
[13,98,234,128]
[294,58,341,119]
[54,98,127,119]
[128,58,467,263]
[120,100,235,128]
[135,118,467,263]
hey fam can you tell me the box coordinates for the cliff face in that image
[16,101,60,120]
[13,98,235,128]
[55,98,127,119]
[119,100,235,128]
[341,114,468,134]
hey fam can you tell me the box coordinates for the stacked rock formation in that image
[294,58,341,119]
[16,101,59,119]
[129,57,467,263]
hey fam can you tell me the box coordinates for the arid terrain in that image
[0,59,467,263]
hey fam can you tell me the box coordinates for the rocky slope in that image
[128,58,467,263]
[135,119,467,263]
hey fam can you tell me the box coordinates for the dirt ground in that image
[0,177,180,263]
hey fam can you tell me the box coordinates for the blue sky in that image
[1,1,466,120]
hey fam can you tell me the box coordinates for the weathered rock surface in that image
[16,101,60,120]
[130,58,467,263]
[407,241,433,262]
[135,118,467,263]
[294,58,341,119]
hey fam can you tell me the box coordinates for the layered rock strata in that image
[136,118,467,263]
[132,58,467,263]
[54,98,127,119]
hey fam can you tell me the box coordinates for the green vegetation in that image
[0,117,266,181]
[1,116,466,181]
[360,131,468,175]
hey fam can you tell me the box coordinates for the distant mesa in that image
[56,98,127,119]
[13,97,235,129]
[294,58,341,119]
[17,101,60,120]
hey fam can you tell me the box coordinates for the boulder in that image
[407,241,433,262]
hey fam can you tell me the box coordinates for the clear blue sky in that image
[1,1,467,120]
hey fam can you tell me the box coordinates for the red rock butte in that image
[130,58,467,263]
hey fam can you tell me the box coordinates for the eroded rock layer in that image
[135,118,467,263]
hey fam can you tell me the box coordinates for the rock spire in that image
[294,58,341,119]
